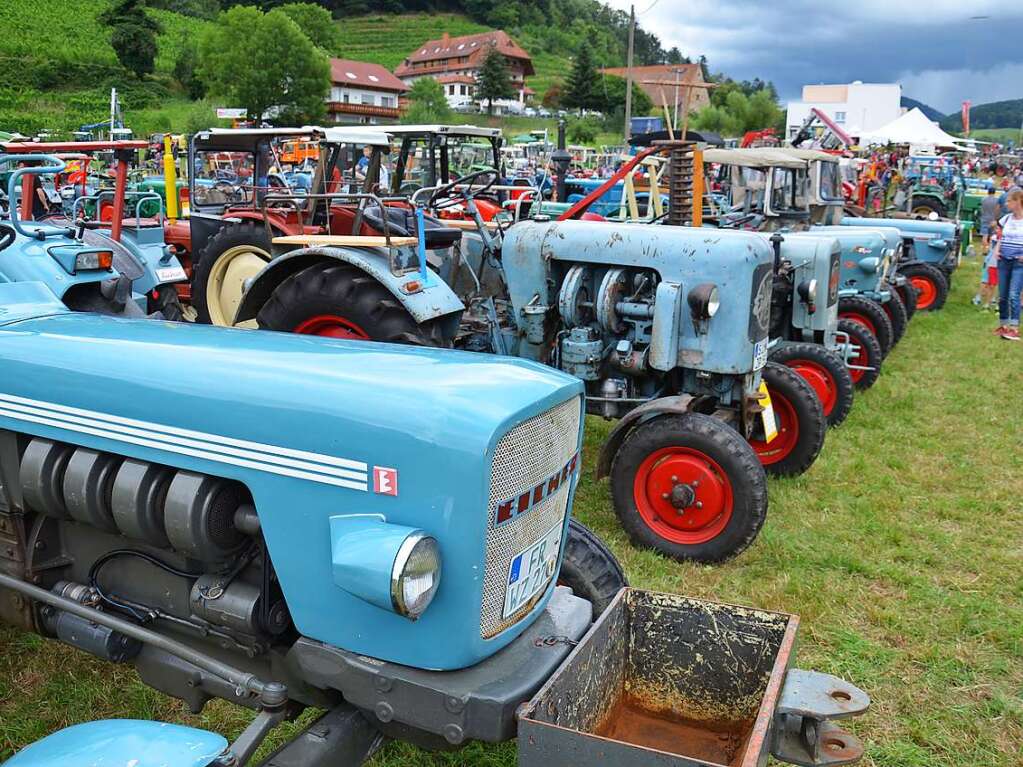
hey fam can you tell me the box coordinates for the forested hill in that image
[940,98,1023,132]
[324,0,666,69]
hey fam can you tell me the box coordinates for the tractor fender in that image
[228,209,300,236]
[595,394,696,480]
[234,246,465,326]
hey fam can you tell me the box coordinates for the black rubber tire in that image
[838,295,895,358]
[910,196,947,219]
[881,288,908,346]
[147,287,185,321]
[610,413,768,564]
[191,221,274,325]
[895,281,919,321]
[768,342,854,428]
[898,261,948,312]
[257,261,449,346]
[751,362,826,477]
[558,518,627,617]
[837,318,882,391]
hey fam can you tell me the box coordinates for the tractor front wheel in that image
[881,288,908,346]
[838,318,883,390]
[558,518,627,617]
[898,262,948,312]
[768,342,854,428]
[838,295,894,358]
[191,222,273,326]
[895,281,919,321]
[748,362,826,477]
[910,196,947,219]
[610,413,767,564]
[258,262,449,346]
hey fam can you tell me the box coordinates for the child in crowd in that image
[973,236,999,310]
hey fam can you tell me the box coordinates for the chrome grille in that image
[481,396,582,639]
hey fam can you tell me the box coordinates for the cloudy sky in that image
[606,0,1019,114]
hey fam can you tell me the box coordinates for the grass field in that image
[965,128,1022,145]
[1,255,1021,766]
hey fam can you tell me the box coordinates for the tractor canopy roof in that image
[703,147,807,169]
[193,127,390,153]
[769,147,840,163]
[0,140,147,154]
[385,125,503,139]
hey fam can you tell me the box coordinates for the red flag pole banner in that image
[962,101,971,136]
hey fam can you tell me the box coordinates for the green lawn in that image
[1,255,1022,765]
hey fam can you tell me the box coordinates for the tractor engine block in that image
[3,434,288,661]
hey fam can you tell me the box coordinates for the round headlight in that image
[706,286,721,317]
[688,283,720,320]
[391,533,441,620]
[798,278,818,304]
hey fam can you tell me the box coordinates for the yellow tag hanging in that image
[758,382,778,443]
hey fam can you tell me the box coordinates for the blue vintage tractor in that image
[0,280,868,767]
[228,165,833,563]
[0,152,186,319]
[785,148,955,312]
[840,216,955,311]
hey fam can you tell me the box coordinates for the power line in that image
[638,0,660,16]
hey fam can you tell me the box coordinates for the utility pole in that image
[624,4,635,142]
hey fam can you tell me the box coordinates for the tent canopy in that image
[858,108,970,150]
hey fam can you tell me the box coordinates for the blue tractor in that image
[229,164,834,563]
[0,151,187,319]
[0,279,869,767]
[791,149,956,312]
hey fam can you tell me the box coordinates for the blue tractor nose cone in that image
[3,720,229,767]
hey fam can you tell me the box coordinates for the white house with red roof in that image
[328,58,409,125]
[394,30,535,111]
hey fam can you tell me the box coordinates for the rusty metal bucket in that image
[518,589,869,767]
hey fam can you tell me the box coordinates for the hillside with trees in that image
[941,98,1023,132]
[0,0,783,141]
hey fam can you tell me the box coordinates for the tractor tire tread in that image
[768,342,854,428]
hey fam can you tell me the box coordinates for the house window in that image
[834,111,846,123]
[380,96,394,108]
[342,93,349,103]
[362,94,374,105]
[460,85,467,95]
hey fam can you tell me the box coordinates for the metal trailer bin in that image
[518,589,869,767]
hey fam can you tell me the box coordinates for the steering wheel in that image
[429,169,499,210]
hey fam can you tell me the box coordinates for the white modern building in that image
[786,82,903,141]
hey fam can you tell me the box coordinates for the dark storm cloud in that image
[606,1,1018,113]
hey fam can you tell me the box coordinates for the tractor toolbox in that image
[518,589,869,767]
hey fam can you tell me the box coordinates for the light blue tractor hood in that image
[3,720,227,767]
[0,282,584,670]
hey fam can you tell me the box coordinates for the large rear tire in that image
[881,288,908,346]
[749,362,826,477]
[610,413,767,564]
[910,196,947,219]
[839,295,894,358]
[191,222,273,326]
[768,342,854,428]
[257,261,449,346]
[838,318,882,391]
[558,518,627,617]
[898,262,948,312]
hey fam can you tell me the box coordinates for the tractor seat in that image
[361,206,462,249]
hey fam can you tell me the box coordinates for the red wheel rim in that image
[909,276,936,309]
[294,314,370,339]
[786,360,836,416]
[632,447,734,545]
[749,386,799,465]
[839,310,877,336]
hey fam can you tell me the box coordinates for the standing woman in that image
[994,188,1023,341]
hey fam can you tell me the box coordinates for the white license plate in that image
[503,522,564,618]
[156,266,187,283]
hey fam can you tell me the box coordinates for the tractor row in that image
[0,135,878,767]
